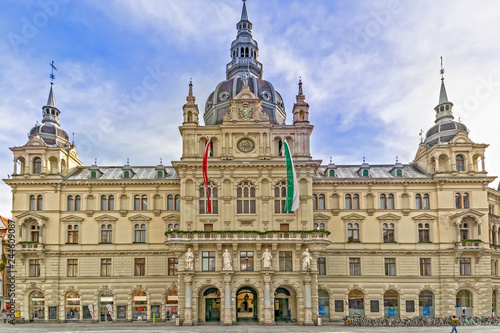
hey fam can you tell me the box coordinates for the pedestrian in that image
[2,310,7,324]
[450,315,459,333]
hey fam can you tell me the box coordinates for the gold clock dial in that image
[237,138,255,153]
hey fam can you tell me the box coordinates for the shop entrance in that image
[236,287,258,322]
[203,288,220,322]
[99,291,113,322]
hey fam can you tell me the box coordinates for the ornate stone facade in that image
[4,0,500,325]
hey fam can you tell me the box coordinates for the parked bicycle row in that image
[343,316,500,326]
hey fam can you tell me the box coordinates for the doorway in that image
[274,287,291,322]
[203,288,220,322]
[236,287,258,322]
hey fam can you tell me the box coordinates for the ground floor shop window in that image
[348,290,364,317]
[384,290,399,318]
[29,290,45,320]
[166,290,178,321]
[132,290,148,321]
[419,290,434,317]
[65,291,81,320]
[318,289,330,319]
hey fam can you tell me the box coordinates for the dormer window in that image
[329,170,335,177]
[396,170,402,177]
[362,170,368,177]
[157,171,163,178]
[124,171,130,178]
[91,171,97,179]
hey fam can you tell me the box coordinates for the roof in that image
[315,164,430,179]
[66,166,179,180]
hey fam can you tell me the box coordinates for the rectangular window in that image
[168,258,178,276]
[419,229,430,242]
[204,224,213,239]
[317,257,326,275]
[67,259,78,277]
[279,251,293,271]
[493,260,498,277]
[334,300,344,312]
[384,258,396,276]
[29,259,40,277]
[406,300,415,312]
[420,258,431,276]
[202,251,215,271]
[135,258,145,276]
[349,257,361,276]
[370,300,380,312]
[460,258,471,276]
[101,258,111,277]
[240,251,254,271]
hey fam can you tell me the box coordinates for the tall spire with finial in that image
[433,57,454,123]
[182,79,199,125]
[226,0,263,80]
[42,61,61,125]
[292,77,309,124]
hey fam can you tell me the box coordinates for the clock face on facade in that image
[237,138,255,153]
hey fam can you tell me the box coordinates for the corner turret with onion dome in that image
[414,58,488,176]
[204,0,286,126]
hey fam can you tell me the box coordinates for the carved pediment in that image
[377,213,401,221]
[60,215,85,222]
[162,214,180,222]
[450,132,473,144]
[341,213,365,220]
[449,209,485,220]
[313,213,331,221]
[128,214,152,221]
[24,134,47,148]
[222,86,270,123]
[412,213,437,221]
[94,214,118,222]
[15,211,49,221]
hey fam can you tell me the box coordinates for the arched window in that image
[134,195,148,210]
[380,194,387,209]
[456,155,465,171]
[108,195,114,210]
[175,195,180,210]
[463,193,469,209]
[101,195,108,211]
[134,224,146,243]
[67,225,79,244]
[75,195,81,211]
[124,171,130,178]
[134,195,140,210]
[460,223,469,240]
[396,169,402,177]
[167,223,180,231]
[37,195,43,210]
[274,181,287,213]
[167,195,174,210]
[418,223,430,242]
[91,171,97,179]
[200,182,218,214]
[278,140,283,156]
[237,181,255,214]
[455,193,461,209]
[141,195,148,210]
[312,194,318,210]
[67,195,74,211]
[416,194,422,209]
[30,195,36,210]
[157,171,163,178]
[353,194,359,209]
[33,157,41,174]
[345,194,352,209]
[423,194,430,209]
[455,193,469,209]
[388,194,394,209]
[347,223,360,242]
[101,224,112,243]
[383,223,395,242]
[318,194,325,210]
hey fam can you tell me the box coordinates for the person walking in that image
[2,310,7,324]
[450,315,459,333]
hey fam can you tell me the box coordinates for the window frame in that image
[240,251,254,271]
[67,224,79,244]
[317,257,326,275]
[347,222,360,242]
[384,258,396,276]
[134,258,146,276]
[237,181,256,214]
[418,223,430,242]
[420,258,431,276]
[134,223,146,243]
[459,258,471,276]
[200,182,218,214]
[67,259,78,277]
[279,251,293,271]
[349,257,361,276]
[100,224,113,243]
[29,259,40,277]
[202,251,216,271]
[168,258,178,276]
[101,258,112,277]
[383,223,395,242]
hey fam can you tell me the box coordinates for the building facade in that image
[5,1,500,325]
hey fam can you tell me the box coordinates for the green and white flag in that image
[283,140,299,212]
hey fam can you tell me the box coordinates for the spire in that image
[183,79,199,125]
[226,0,263,80]
[47,83,56,107]
[292,77,309,124]
[433,57,454,123]
[241,0,248,21]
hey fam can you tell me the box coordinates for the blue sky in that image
[1,0,500,218]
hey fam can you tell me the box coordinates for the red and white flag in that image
[202,140,211,213]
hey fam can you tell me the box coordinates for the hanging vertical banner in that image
[202,140,211,213]
[88,304,94,320]
[283,140,299,212]
[106,304,113,320]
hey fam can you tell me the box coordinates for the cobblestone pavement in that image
[2,322,500,333]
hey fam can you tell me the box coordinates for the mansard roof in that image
[315,164,430,179]
[66,166,178,180]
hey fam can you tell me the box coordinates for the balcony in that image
[17,242,45,252]
[490,213,500,223]
[455,240,485,251]
[165,230,330,245]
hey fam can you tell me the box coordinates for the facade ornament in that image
[223,249,233,270]
[302,248,312,270]
[262,248,272,269]
[185,248,194,270]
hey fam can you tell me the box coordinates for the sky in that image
[0,0,500,218]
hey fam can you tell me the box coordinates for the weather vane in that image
[440,56,444,80]
[419,129,423,142]
[50,60,57,83]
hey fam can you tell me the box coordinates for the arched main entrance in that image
[29,291,45,320]
[456,289,473,317]
[419,290,434,317]
[384,290,399,318]
[236,287,258,322]
[348,290,364,317]
[274,287,296,322]
[202,288,221,322]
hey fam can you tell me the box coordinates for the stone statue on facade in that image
[262,248,272,269]
[223,249,233,270]
[185,248,194,270]
[302,248,312,270]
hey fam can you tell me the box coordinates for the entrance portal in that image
[274,287,291,322]
[236,287,258,322]
[203,288,221,322]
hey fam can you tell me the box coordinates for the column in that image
[183,276,192,326]
[264,280,273,325]
[222,272,233,325]
[456,223,461,242]
[303,280,313,325]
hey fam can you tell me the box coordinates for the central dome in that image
[204,76,285,125]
